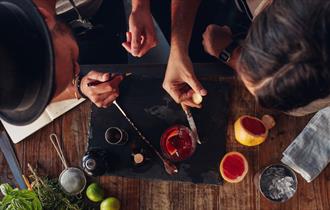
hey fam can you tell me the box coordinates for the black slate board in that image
[88,75,230,184]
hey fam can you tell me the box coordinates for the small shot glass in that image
[105,127,128,145]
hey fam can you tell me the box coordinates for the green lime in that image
[100,197,121,210]
[86,183,104,202]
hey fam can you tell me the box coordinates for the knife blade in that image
[183,108,202,144]
[0,131,26,189]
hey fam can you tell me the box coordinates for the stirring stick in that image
[113,100,178,175]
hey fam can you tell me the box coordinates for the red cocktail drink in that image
[160,125,196,162]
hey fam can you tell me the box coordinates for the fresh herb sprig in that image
[0,183,42,210]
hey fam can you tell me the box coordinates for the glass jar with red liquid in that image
[160,125,196,162]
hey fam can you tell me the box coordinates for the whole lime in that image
[100,197,121,210]
[86,183,104,202]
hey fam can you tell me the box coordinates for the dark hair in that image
[238,0,330,112]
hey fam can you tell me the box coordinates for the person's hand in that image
[202,24,232,58]
[163,50,207,108]
[122,7,157,57]
[80,71,123,108]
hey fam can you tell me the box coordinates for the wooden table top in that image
[1,74,329,210]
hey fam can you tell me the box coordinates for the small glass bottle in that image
[81,148,109,176]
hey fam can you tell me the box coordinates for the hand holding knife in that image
[181,93,203,145]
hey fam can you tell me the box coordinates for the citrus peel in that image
[234,115,275,146]
[261,114,276,130]
[219,151,248,183]
[165,129,179,155]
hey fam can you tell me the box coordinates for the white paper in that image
[1,98,85,144]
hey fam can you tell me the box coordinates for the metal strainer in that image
[50,133,86,195]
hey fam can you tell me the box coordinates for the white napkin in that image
[281,106,330,182]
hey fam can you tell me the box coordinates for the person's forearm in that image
[171,0,201,53]
[131,0,150,12]
[51,84,78,102]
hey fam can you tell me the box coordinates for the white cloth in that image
[281,106,330,182]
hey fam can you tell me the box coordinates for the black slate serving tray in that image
[88,74,230,184]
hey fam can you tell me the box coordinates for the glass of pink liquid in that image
[160,125,196,162]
